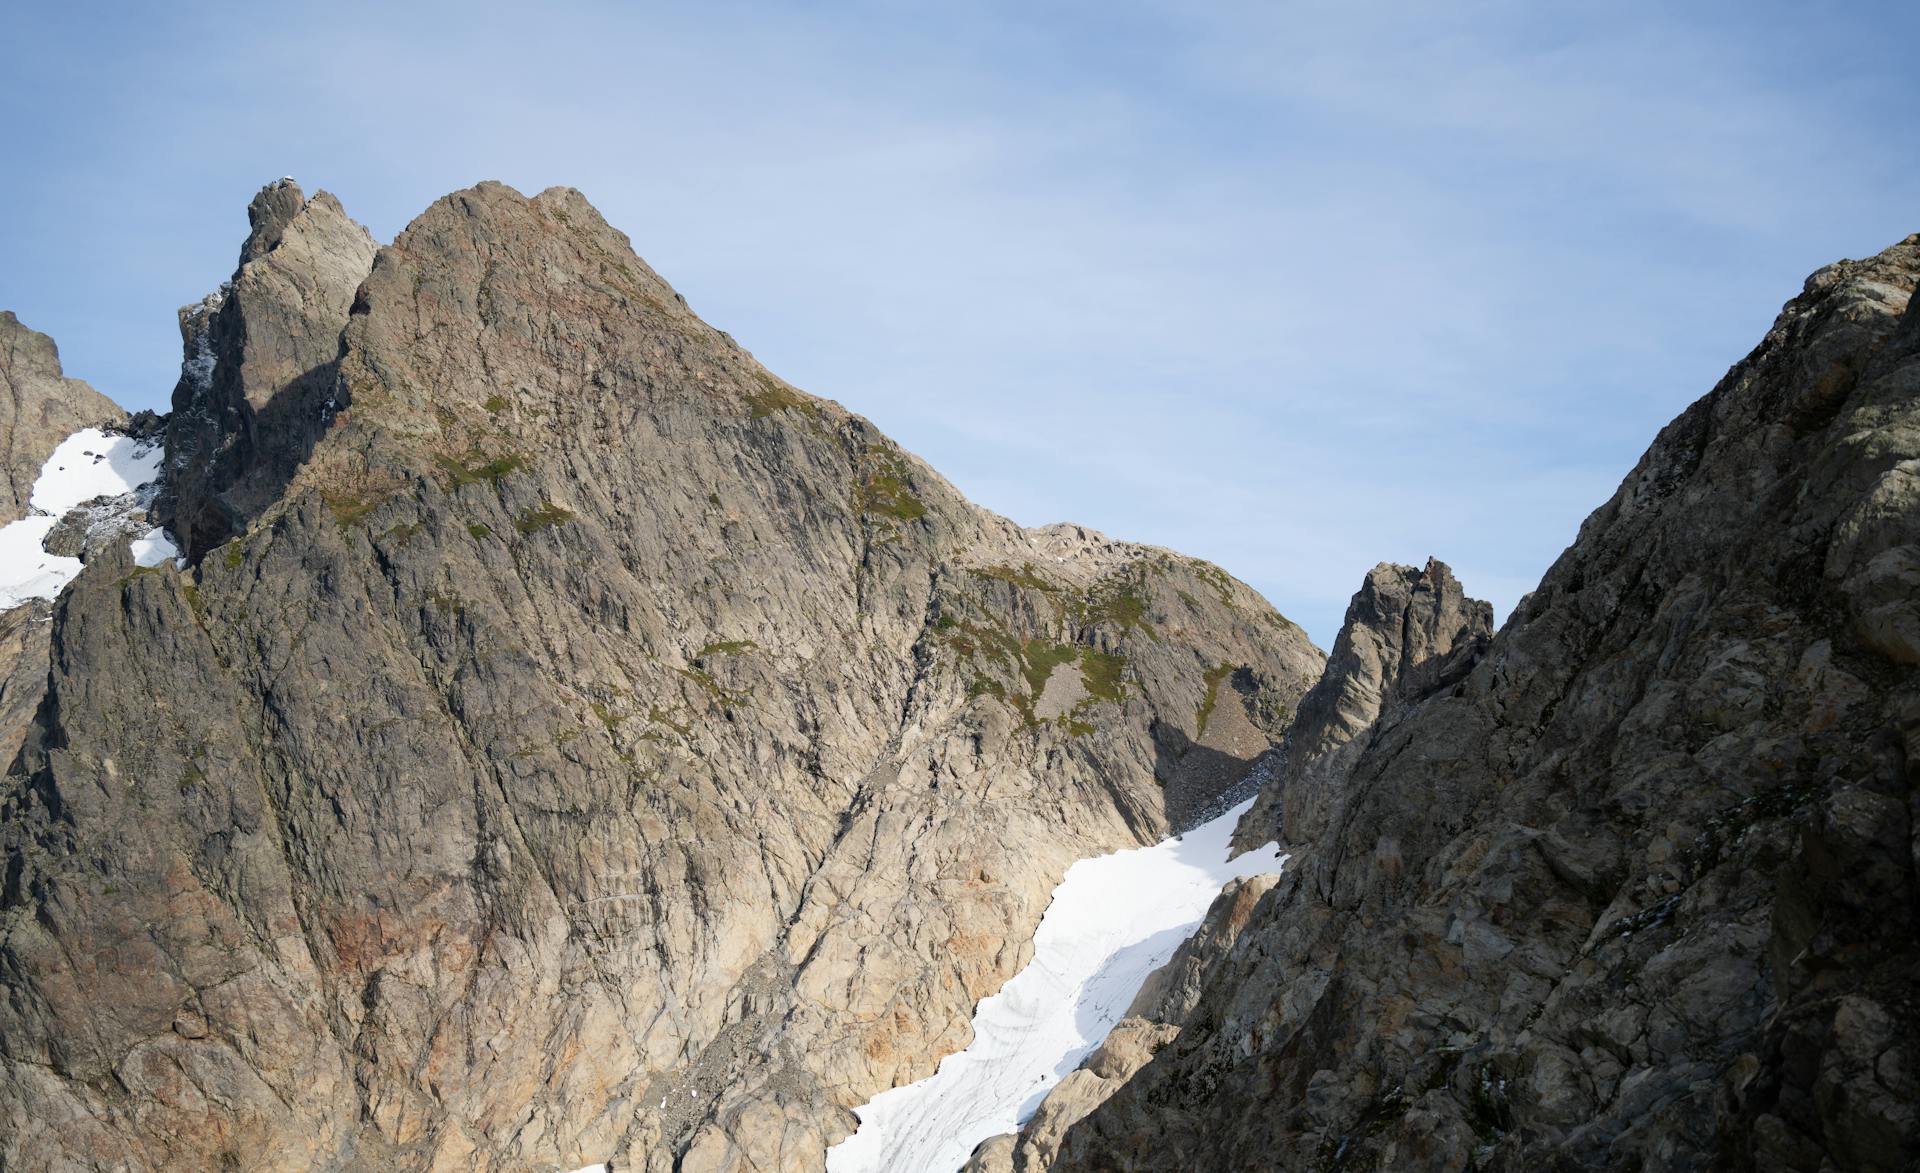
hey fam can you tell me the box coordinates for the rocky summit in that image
[0,181,1322,1171]
[0,179,1914,1173]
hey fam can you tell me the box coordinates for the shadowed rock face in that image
[1231,557,1493,856]
[0,312,125,525]
[1040,236,1920,1170]
[162,179,379,559]
[0,182,1322,1172]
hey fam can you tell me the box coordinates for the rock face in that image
[0,313,134,794]
[1231,557,1492,855]
[0,312,126,525]
[1041,237,1920,1169]
[978,557,1490,1172]
[0,600,54,767]
[0,182,1322,1171]
[161,179,379,559]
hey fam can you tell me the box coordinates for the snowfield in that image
[30,427,164,515]
[825,796,1286,1173]
[0,427,175,609]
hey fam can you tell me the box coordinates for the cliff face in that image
[1041,238,1920,1170]
[0,312,125,525]
[0,182,1322,1172]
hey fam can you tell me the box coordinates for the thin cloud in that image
[1,0,1914,646]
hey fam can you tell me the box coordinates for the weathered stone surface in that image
[0,182,1322,1171]
[1047,236,1920,1170]
[0,600,52,766]
[1232,557,1492,855]
[161,178,379,559]
[0,312,125,525]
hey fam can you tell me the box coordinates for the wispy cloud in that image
[2,0,1914,645]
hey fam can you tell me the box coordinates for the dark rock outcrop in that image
[1043,237,1920,1170]
[0,312,125,525]
[0,182,1322,1172]
[1232,557,1492,855]
[161,178,378,559]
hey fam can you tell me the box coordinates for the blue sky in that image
[4,1,1915,648]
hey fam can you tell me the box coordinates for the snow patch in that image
[129,527,182,569]
[825,797,1286,1173]
[0,517,81,610]
[0,428,177,609]
[30,428,163,516]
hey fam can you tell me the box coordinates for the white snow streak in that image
[0,428,175,609]
[825,797,1286,1173]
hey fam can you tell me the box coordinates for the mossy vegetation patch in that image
[1076,573,1157,640]
[1187,558,1238,607]
[697,639,759,658]
[590,700,625,733]
[677,664,752,707]
[116,564,171,588]
[970,563,1061,593]
[647,706,692,737]
[514,502,574,533]
[322,487,390,527]
[1020,639,1078,698]
[436,451,525,489]
[1196,662,1234,738]
[935,578,1143,733]
[856,446,927,523]
[1079,649,1128,704]
[967,676,1009,703]
[745,371,819,419]
[938,615,1021,668]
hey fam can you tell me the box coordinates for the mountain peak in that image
[240,176,308,263]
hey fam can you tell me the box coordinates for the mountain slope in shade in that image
[1028,237,1920,1170]
[0,182,1323,1172]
